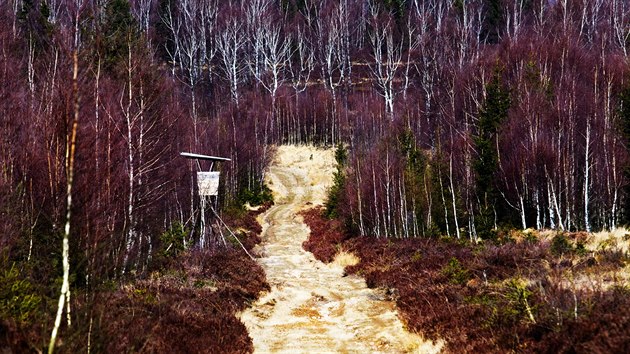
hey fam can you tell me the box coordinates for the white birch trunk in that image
[450,153,461,239]
[584,121,591,232]
[49,45,79,354]
[438,166,450,237]
[356,158,365,236]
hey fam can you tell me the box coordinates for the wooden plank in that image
[180,152,231,162]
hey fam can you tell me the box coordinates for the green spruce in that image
[474,68,510,239]
[325,144,348,219]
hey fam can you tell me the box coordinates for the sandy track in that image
[240,146,442,354]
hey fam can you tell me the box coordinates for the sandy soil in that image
[240,145,443,354]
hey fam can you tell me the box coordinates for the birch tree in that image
[161,0,217,144]
[370,12,402,120]
[245,0,273,84]
[368,5,402,119]
[288,26,314,143]
[217,19,246,105]
[49,49,78,354]
[130,0,153,34]
[612,0,630,56]
[49,1,85,351]
[249,21,291,108]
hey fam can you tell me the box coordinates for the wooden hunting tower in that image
[181,152,231,193]
[180,152,231,247]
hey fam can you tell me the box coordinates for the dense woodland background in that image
[2,0,630,351]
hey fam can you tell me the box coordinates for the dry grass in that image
[402,335,445,354]
[301,208,348,263]
[588,227,630,253]
[291,305,322,319]
[333,250,360,267]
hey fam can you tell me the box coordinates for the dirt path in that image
[240,146,443,354]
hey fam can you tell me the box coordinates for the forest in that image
[1,0,630,352]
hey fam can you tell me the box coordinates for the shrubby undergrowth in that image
[1,208,269,353]
[303,207,630,353]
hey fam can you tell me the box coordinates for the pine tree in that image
[325,144,348,219]
[101,0,138,74]
[474,69,510,238]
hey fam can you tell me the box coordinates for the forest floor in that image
[240,145,442,353]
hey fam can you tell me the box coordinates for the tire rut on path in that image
[240,145,443,354]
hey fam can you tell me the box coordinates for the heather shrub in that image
[0,262,42,325]
[159,222,187,258]
[551,233,573,255]
[442,257,470,285]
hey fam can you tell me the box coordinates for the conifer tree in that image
[325,144,348,219]
[101,0,138,74]
[474,68,510,238]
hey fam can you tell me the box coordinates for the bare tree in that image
[96,35,172,272]
[504,0,525,41]
[368,8,402,119]
[257,23,290,145]
[49,1,85,352]
[336,0,352,87]
[245,0,273,83]
[217,19,246,105]
[159,0,182,76]
[49,47,77,354]
[288,26,315,143]
[533,0,548,36]
[579,0,604,44]
[313,0,353,144]
[401,2,421,102]
[290,25,315,95]
[130,0,153,34]
[161,0,217,144]
[249,21,291,107]
[612,0,630,56]
[454,0,483,68]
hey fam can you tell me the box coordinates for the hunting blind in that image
[180,152,231,196]
[180,152,231,248]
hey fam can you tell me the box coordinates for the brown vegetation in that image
[301,209,349,263]
[303,207,630,353]
[1,210,269,353]
[93,248,268,354]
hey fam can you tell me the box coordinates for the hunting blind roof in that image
[180,152,231,162]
